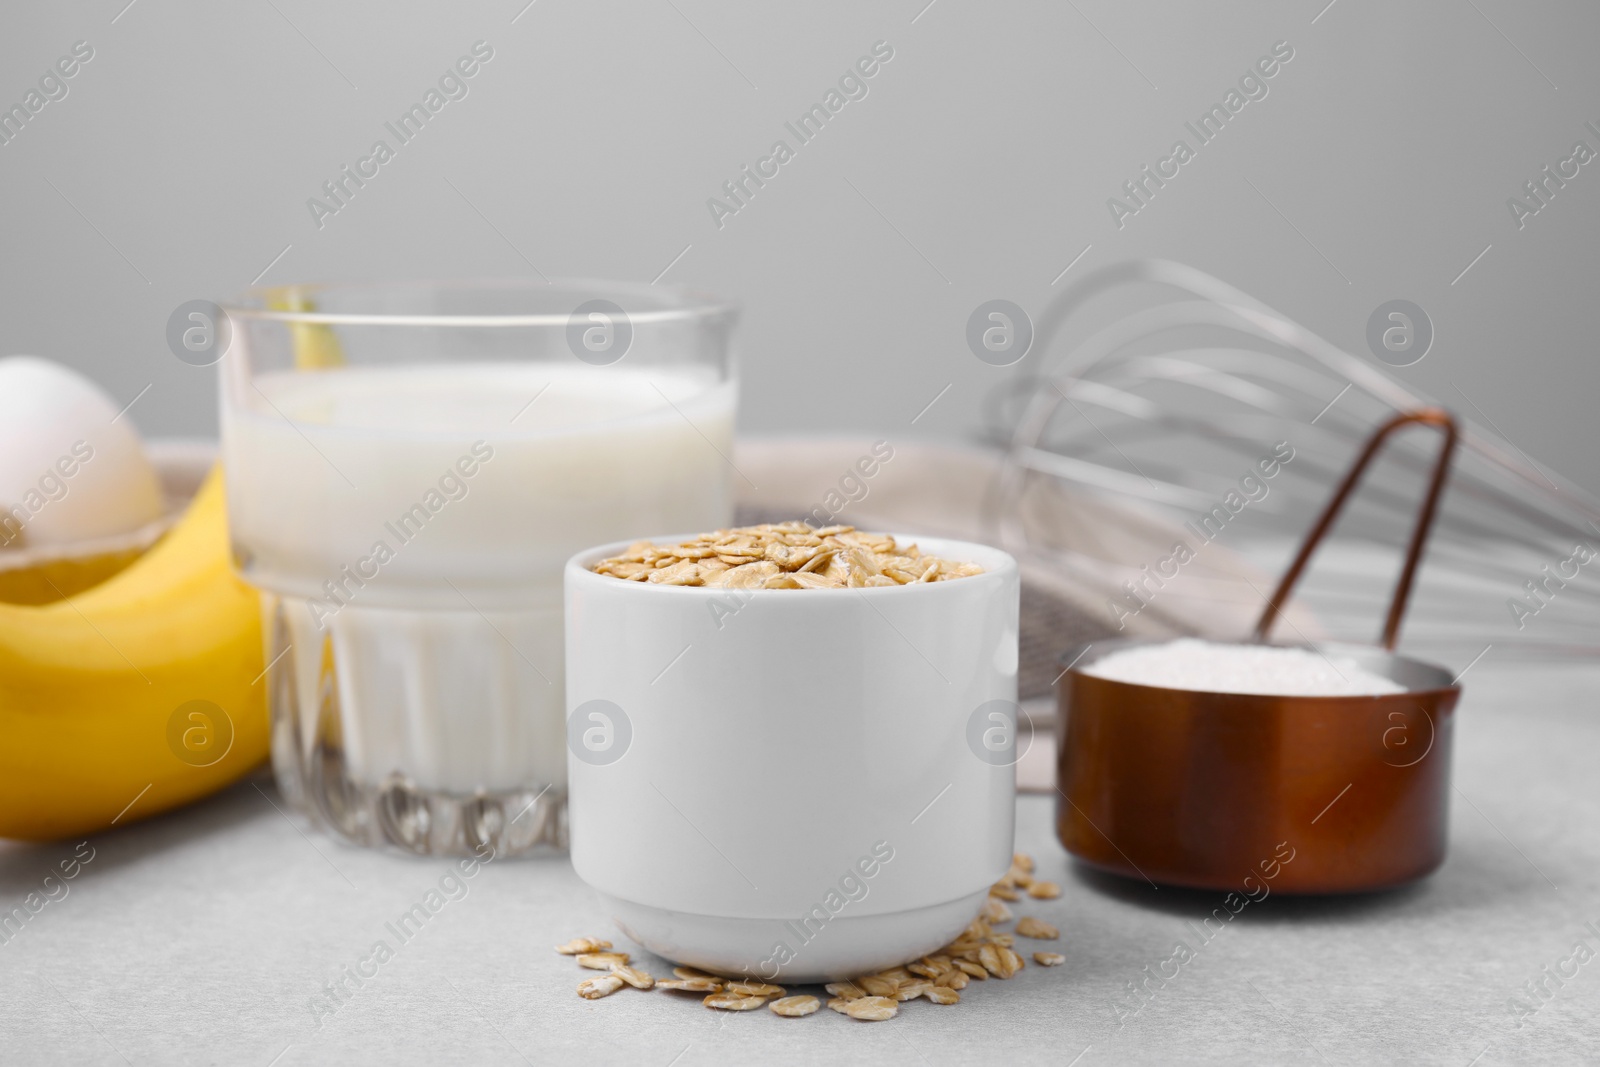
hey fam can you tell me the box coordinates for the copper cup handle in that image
[1253,408,1460,652]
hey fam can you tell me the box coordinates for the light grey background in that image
[1,1,1597,489]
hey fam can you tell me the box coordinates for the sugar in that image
[1080,638,1406,697]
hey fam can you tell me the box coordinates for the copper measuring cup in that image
[1055,410,1464,893]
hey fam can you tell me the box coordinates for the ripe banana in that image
[0,467,266,840]
[265,285,347,370]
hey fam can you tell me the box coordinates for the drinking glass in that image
[218,280,738,855]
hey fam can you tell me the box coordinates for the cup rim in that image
[220,277,740,328]
[1059,636,1460,699]
[566,531,1017,597]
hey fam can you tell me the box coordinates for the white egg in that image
[0,356,166,548]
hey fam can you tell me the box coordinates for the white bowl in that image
[564,533,1020,982]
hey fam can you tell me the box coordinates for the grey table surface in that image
[2,657,1597,1067]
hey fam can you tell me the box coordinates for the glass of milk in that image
[218,281,738,856]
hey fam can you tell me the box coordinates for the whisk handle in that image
[1254,408,1460,652]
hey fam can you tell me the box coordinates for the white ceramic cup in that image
[564,534,1020,982]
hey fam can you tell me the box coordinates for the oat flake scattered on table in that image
[557,853,1062,1022]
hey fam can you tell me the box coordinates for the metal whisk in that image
[987,259,1600,665]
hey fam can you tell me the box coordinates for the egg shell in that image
[0,356,166,547]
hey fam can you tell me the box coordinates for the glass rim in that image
[220,277,740,328]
